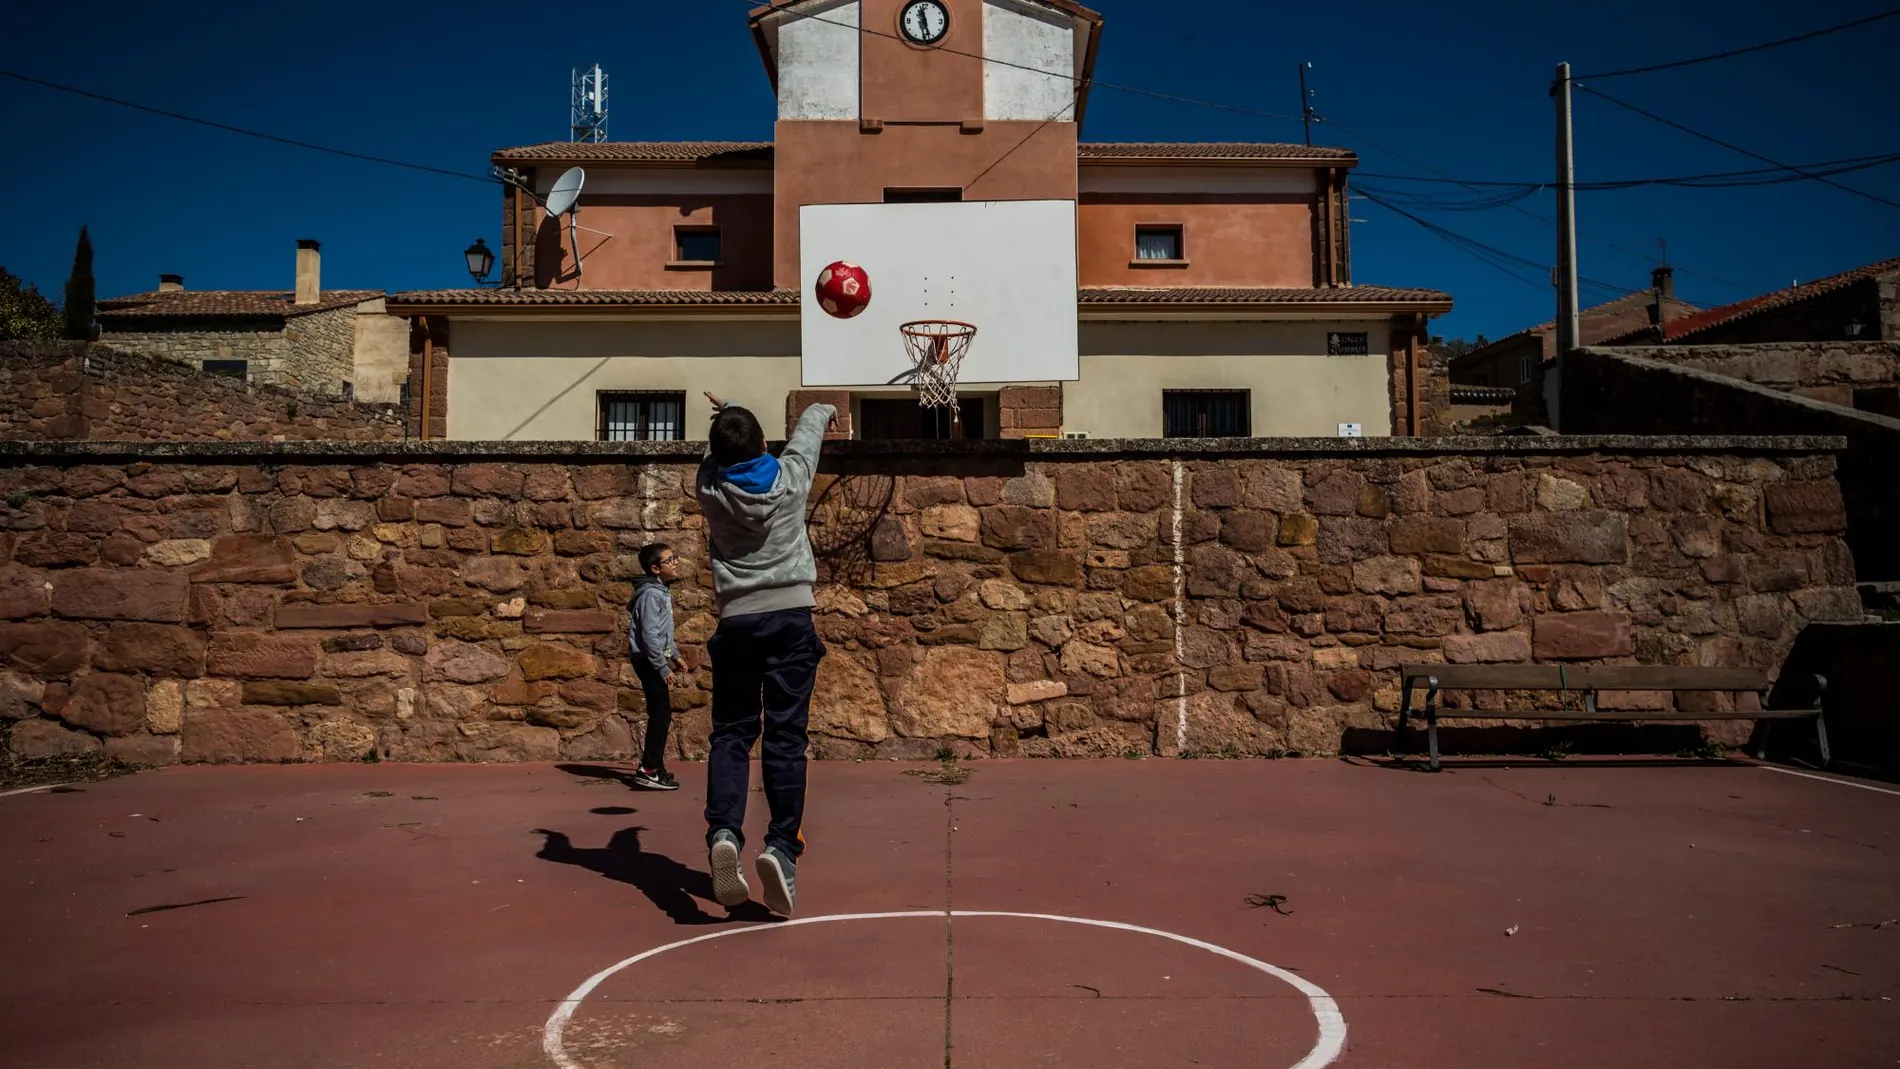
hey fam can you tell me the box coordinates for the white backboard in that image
[799,199,1079,387]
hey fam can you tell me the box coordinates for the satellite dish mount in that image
[541,166,610,280]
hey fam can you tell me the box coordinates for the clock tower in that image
[749,0,1101,288]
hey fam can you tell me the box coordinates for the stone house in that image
[1449,265,1699,390]
[96,240,411,403]
[1592,255,1900,417]
[387,0,1452,443]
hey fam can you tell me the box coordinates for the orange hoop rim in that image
[898,319,978,338]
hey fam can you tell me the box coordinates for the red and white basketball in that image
[815,261,872,319]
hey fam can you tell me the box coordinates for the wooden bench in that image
[1396,664,1829,772]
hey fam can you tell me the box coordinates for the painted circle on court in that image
[543,910,1347,1068]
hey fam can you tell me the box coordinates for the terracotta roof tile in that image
[386,286,1447,309]
[491,141,773,163]
[96,290,381,320]
[488,141,1355,165]
[1079,142,1356,162]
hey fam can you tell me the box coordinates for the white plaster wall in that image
[1066,320,1395,438]
[349,299,411,404]
[778,0,861,121]
[984,0,1076,120]
[446,319,801,441]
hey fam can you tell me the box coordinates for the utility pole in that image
[1298,63,1314,146]
[1550,61,1579,431]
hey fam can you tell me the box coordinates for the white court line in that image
[0,782,72,798]
[1759,765,1900,796]
[544,910,1346,1069]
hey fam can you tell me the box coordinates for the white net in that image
[899,320,977,418]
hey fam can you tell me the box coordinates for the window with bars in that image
[597,391,686,441]
[1134,225,1184,261]
[1162,389,1250,438]
[858,397,986,440]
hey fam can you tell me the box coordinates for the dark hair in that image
[710,405,766,467]
[638,543,672,574]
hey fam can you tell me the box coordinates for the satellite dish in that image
[545,167,585,217]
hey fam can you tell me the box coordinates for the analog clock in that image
[899,0,949,44]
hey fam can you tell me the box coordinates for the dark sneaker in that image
[630,767,678,791]
[709,829,750,908]
[755,846,797,917]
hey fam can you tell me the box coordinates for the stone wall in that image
[1568,347,1900,581]
[96,324,287,383]
[1607,341,1900,411]
[0,435,1858,767]
[280,305,360,395]
[0,343,407,443]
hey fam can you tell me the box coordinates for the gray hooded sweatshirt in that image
[696,402,835,619]
[628,574,676,678]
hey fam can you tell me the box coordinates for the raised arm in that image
[779,402,836,484]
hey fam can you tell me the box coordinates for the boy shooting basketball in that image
[696,392,837,917]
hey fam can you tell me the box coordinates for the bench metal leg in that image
[1813,674,1831,770]
[1426,679,1442,773]
[1396,679,1415,759]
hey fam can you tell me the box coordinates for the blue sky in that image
[2,0,1895,341]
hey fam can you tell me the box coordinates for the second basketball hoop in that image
[899,319,976,419]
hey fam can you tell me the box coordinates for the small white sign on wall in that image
[1337,422,1363,438]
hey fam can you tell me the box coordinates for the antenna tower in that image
[570,64,608,142]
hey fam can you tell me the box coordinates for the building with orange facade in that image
[388,0,1451,442]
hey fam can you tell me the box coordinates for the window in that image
[884,187,963,203]
[1518,353,1534,384]
[1326,331,1369,356]
[203,359,247,380]
[1163,390,1250,438]
[858,397,986,439]
[1134,225,1184,262]
[673,227,721,264]
[597,391,686,441]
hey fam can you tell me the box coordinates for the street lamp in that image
[464,238,496,285]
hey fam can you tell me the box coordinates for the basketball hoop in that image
[899,320,976,418]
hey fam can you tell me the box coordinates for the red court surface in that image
[2,757,1897,1068]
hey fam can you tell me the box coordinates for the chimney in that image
[295,239,321,305]
[1648,264,1675,326]
[157,274,184,292]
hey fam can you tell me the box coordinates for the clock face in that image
[900,0,949,44]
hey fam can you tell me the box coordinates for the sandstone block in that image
[491,528,547,556]
[93,623,206,677]
[324,650,413,679]
[524,610,615,634]
[811,654,889,743]
[1465,580,1524,632]
[1277,513,1319,546]
[1001,473,1055,507]
[1056,468,1116,511]
[145,679,183,734]
[1442,631,1532,664]
[889,646,1004,738]
[106,732,181,766]
[519,644,595,681]
[426,641,512,684]
[979,613,1029,651]
[53,568,189,622]
[870,517,913,562]
[1059,640,1122,678]
[1388,516,1463,555]
[415,498,470,527]
[242,681,343,706]
[1010,550,1083,587]
[276,603,427,629]
[182,708,301,763]
[0,621,89,677]
[1353,556,1421,595]
[1536,473,1591,511]
[1508,512,1629,565]
[1007,679,1067,704]
[982,506,1058,550]
[1764,481,1846,534]
[460,556,532,593]
[142,539,212,567]
[0,566,52,620]
[60,672,146,736]
[10,717,101,758]
[1531,612,1634,660]
[206,633,319,679]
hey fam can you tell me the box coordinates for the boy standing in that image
[695,391,835,918]
[628,542,685,791]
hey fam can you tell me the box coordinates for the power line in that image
[0,67,491,184]
[1575,84,1900,211]
[1357,186,1641,300]
[1578,7,1900,79]
[1356,151,1900,191]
